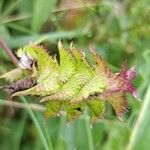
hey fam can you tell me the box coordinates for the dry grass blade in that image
[0,99,45,112]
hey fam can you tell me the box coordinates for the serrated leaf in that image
[44,101,62,118]
[64,102,85,122]
[41,74,86,101]
[58,40,76,82]
[106,92,128,118]
[87,98,105,123]
[89,45,111,75]
[41,45,93,102]
[70,42,93,77]
[22,45,58,77]
[71,75,105,103]
[0,41,138,123]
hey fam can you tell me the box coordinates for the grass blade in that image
[84,118,94,150]
[5,29,85,48]
[31,0,56,32]
[20,96,53,150]
[126,83,150,150]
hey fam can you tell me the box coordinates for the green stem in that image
[20,96,53,150]
[55,116,66,147]
[37,114,54,150]
[43,120,54,150]
[126,83,150,150]
[84,118,94,150]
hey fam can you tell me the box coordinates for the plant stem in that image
[0,99,45,112]
[42,119,54,150]
[20,96,53,150]
[126,83,150,150]
[84,117,94,150]
[0,38,19,66]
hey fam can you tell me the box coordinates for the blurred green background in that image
[0,0,150,150]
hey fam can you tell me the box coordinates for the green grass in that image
[0,0,150,149]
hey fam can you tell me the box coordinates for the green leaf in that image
[71,75,105,103]
[106,92,128,118]
[41,74,87,101]
[64,102,84,122]
[127,84,150,150]
[58,40,76,83]
[31,0,56,32]
[87,98,105,123]
[22,45,58,77]
[89,45,111,75]
[44,101,62,119]
[41,43,93,102]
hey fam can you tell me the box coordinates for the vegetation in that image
[0,0,149,150]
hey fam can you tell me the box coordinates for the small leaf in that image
[71,75,105,103]
[58,40,76,82]
[89,45,111,75]
[42,44,94,102]
[106,92,128,118]
[64,102,84,122]
[41,74,85,101]
[22,45,58,76]
[44,101,62,118]
[87,98,105,123]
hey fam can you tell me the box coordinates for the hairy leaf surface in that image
[0,41,138,123]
